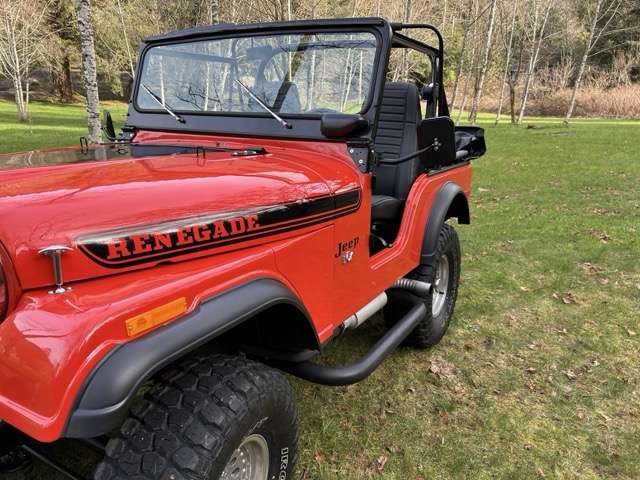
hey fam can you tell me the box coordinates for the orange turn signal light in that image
[125,297,188,337]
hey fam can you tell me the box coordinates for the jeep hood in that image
[0,140,360,289]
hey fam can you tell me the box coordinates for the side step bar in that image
[278,301,426,386]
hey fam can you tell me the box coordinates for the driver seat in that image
[371,82,422,223]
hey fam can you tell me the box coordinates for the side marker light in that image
[125,297,188,337]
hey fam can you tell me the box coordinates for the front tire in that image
[93,354,298,480]
[386,223,461,348]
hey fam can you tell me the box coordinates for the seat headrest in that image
[381,82,422,123]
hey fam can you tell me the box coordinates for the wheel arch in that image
[64,278,317,439]
[421,181,469,264]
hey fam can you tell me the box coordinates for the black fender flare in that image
[64,278,314,439]
[420,181,470,265]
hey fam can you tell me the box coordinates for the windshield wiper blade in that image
[234,79,292,130]
[142,84,186,124]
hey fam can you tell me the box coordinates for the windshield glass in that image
[136,31,378,116]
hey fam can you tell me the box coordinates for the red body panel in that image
[0,130,471,442]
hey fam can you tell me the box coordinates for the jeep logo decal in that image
[78,189,361,268]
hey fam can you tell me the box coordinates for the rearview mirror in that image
[102,110,116,142]
[321,114,368,138]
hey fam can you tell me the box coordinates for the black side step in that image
[278,301,426,386]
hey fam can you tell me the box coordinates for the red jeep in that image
[0,18,485,480]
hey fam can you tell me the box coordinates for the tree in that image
[494,0,518,124]
[455,0,481,123]
[0,0,54,121]
[516,0,553,124]
[48,0,77,102]
[564,0,624,123]
[468,0,497,125]
[76,0,101,143]
[204,0,220,24]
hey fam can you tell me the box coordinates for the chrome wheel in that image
[219,434,270,480]
[432,254,450,317]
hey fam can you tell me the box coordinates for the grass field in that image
[1,100,639,479]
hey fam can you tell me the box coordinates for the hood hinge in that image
[347,141,376,173]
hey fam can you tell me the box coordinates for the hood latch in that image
[39,246,73,294]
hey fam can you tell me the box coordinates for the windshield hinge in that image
[232,146,267,157]
[120,126,136,142]
[347,141,375,173]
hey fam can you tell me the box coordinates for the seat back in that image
[253,81,301,113]
[372,82,422,200]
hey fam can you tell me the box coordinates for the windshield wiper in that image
[141,84,186,124]
[234,79,292,130]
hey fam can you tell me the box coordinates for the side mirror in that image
[102,110,116,142]
[321,114,368,138]
[417,116,456,169]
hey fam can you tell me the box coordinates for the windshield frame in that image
[133,28,382,119]
[126,20,391,141]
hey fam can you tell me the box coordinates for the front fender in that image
[65,278,311,438]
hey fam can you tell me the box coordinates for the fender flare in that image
[64,278,314,439]
[420,181,470,265]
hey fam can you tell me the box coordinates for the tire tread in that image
[93,354,297,480]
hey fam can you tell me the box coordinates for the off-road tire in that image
[385,223,461,348]
[93,354,298,480]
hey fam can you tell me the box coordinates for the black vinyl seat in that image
[371,195,403,222]
[371,82,422,223]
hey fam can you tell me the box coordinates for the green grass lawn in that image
[1,101,639,479]
[0,100,128,154]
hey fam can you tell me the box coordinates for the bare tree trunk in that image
[495,0,518,125]
[115,0,135,78]
[508,43,524,124]
[509,76,517,124]
[450,13,470,110]
[3,10,28,121]
[565,0,619,123]
[63,55,74,101]
[517,0,552,124]
[205,0,220,24]
[456,0,480,122]
[401,0,412,80]
[469,0,498,124]
[442,0,448,30]
[308,50,317,109]
[564,43,590,123]
[13,76,28,121]
[450,0,476,111]
[76,0,101,143]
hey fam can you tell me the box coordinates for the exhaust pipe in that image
[342,277,430,331]
[343,292,387,329]
[390,277,432,297]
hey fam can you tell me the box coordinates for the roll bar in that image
[389,23,449,117]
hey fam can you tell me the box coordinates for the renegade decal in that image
[78,189,361,268]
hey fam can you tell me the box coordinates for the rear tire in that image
[385,223,461,348]
[93,354,298,480]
